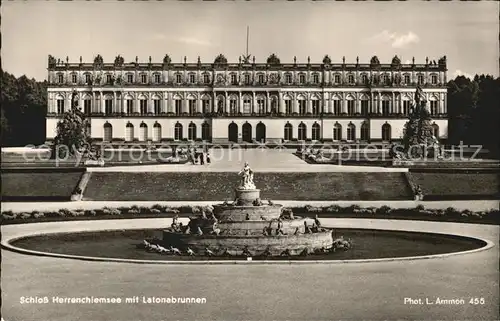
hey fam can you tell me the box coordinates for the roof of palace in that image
[48,54,447,72]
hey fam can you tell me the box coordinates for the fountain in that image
[162,163,334,256]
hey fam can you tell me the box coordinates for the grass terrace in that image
[410,171,500,200]
[83,172,413,201]
[1,170,84,201]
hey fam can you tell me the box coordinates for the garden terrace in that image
[1,169,85,201]
[409,170,500,200]
[83,172,413,201]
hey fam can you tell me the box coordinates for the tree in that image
[51,90,92,159]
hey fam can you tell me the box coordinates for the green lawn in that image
[411,172,500,197]
[83,172,413,201]
[2,172,83,200]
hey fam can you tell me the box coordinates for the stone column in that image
[121,93,126,113]
[341,94,347,114]
[239,92,243,114]
[100,92,105,114]
[183,96,188,114]
[135,94,139,114]
[307,96,312,114]
[279,92,284,114]
[197,96,202,113]
[322,94,327,114]
[148,93,153,113]
[252,92,257,114]
[356,97,361,114]
[225,93,230,113]
[78,94,83,112]
[370,93,374,114]
[113,92,117,113]
[377,92,382,114]
[391,92,395,115]
[293,95,298,114]
[399,93,403,114]
[167,92,173,113]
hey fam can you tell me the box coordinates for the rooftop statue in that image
[238,162,256,190]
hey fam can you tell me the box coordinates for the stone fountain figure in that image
[238,162,256,190]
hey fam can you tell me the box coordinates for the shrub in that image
[151,204,165,211]
[445,207,460,217]
[326,205,341,213]
[58,209,71,217]
[363,207,377,215]
[415,204,425,212]
[84,210,97,217]
[150,209,161,214]
[45,211,60,218]
[102,207,121,216]
[69,210,85,217]
[19,212,32,219]
[2,213,17,220]
[128,208,141,214]
[304,205,322,213]
[33,212,45,219]
[376,205,392,215]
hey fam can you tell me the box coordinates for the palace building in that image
[46,53,448,144]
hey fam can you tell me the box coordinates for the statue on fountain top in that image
[238,162,256,190]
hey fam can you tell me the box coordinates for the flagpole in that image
[246,26,249,57]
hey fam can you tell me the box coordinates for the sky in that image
[2,1,498,81]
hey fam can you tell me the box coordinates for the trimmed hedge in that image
[1,204,498,225]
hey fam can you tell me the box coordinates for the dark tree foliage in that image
[1,69,47,146]
[51,91,92,159]
[447,75,500,157]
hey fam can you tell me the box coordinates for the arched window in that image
[188,123,197,140]
[125,123,134,142]
[333,123,342,141]
[347,123,356,141]
[103,123,113,142]
[312,123,321,141]
[153,122,161,142]
[104,96,113,115]
[360,122,370,141]
[139,122,148,141]
[284,123,293,141]
[83,96,92,115]
[201,122,210,141]
[139,97,148,115]
[299,74,306,84]
[432,124,439,138]
[431,74,438,85]
[382,123,392,141]
[298,123,307,141]
[256,97,266,115]
[153,96,161,114]
[175,123,183,141]
[56,95,65,114]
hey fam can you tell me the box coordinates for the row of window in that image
[93,122,440,142]
[56,99,440,116]
[55,72,441,86]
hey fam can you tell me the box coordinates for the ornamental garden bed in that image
[2,204,498,226]
[83,172,413,201]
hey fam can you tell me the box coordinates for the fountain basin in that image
[162,229,333,256]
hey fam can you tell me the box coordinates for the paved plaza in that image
[1,218,498,321]
[89,148,407,172]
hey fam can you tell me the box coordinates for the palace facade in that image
[46,54,448,144]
